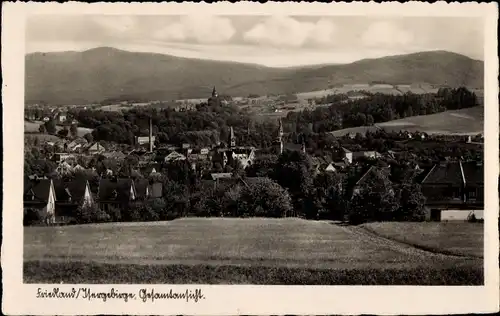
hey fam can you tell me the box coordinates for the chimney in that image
[149,117,153,153]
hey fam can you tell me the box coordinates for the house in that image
[164,151,187,163]
[187,148,211,162]
[323,163,337,173]
[67,138,88,152]
[134,179,163,200]
[229,147,257,169]
[351,166,392,197]
[73,164,86,172]
[98,178,136,211]
[23,177,57,225]
[55,161,74,176]
[134,179,151,200]
[141,163,162,177]
[341,147,353,164]
[420,161,484,221]
[86,142,105,154]
[135,136,156,150]
[52,152,75,163]
[52,111,67,123]
[53,179,94,224]
[352,151,382,160]
[103,150,127,160]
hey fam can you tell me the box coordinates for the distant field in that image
[296,84,443,100]
[24,218,482,284]
[376,106,483,135]
[24,121,93,137]
[362,222,483,258]
[330,107,483,137]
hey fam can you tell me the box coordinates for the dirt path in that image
[338,224,479,260]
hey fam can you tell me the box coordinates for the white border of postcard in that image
[2,1,499,315]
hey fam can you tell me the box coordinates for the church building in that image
[215,126,256,169]
[274,119,306,156]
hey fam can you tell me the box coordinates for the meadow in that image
[24,218,483,285]
[362,222,484,258]
[24,120,93,137]
[375,106,484,135]
[329,106,484,137]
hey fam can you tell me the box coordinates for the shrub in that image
[23,208,45,226]
[75,204,110,224]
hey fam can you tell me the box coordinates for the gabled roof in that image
[98,178,135,201]
[24,178,53,202]
[421,162,465,186]
[53,179,89,203]
[355,166,377,186]
[460,161,484,185]
[165,151,186,161]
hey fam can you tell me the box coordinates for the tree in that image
[24,208,45,226]
[272,150,314,217]
[84,133,93,143]
[313,172,345,220]
[44,119,57,134]
[57,128,69,138]
[395,183,426,221]
[74,204,110,224]
[70,124,78,138]
[38,124,46,134]
[238,178,293,218]
[246,155,277,177]
[348,169,399,224]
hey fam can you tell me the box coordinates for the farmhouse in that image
[421,160,483,221]
[53,179,94,224]
[23,177,56,225]
[98,178,136,211]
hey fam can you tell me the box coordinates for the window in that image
[469,190,477,199]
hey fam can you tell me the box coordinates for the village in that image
[23,86,485,226]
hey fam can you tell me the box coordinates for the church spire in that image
[277,119,284,155]
[229,126,236,148]
[212,86,218,98]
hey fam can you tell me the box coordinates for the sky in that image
[26,15,484,67]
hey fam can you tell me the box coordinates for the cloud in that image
[153,16,236,44]
[243,16,337,47]
[92,16,139,36]
[361,21,414,48]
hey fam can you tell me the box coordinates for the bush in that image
[75,204,110,224]
[23,208,45,226]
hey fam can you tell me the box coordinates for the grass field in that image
[361,222,484,258]
[24,121,93,137]
[24,218,483,284]
[329,106,483,137]
[376,106,484,135]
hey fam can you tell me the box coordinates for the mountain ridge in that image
[25,47,484,105]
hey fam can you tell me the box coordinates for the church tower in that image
[276,119,284,155]
[228,126,236,148]
[301,134,307,154]
[208,86,221,107]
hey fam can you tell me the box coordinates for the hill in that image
[25,48,483,105]
[330,106,484,137]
